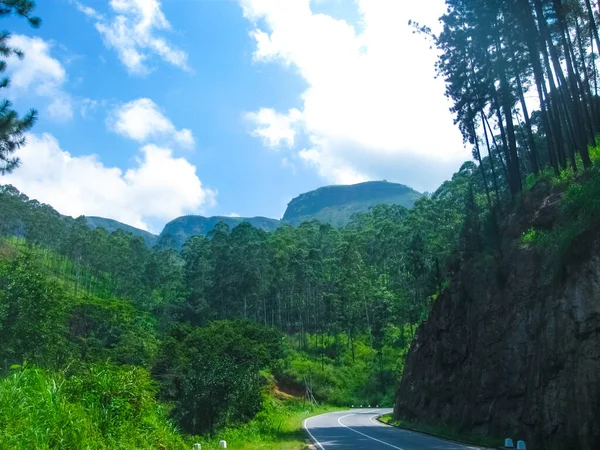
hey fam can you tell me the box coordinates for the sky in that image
[1,0,468,233]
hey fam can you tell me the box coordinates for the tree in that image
[0,0,40,174]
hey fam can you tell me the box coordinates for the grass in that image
[194,399,342,450]
[0,364,341,450]
[0,365,189,450]
[379,413,501,449]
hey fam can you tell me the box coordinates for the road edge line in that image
[376,415,495,449]
[303,411,336,450]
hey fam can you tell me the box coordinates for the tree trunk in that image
[516,73,540,174]
[482,111,502,203]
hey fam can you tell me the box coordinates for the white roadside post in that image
[193,445,201,450]
[517,440,526,450]
[504,438,514,448]
[219,440,227,448]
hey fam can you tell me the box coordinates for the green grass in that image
[379,413,501,449]
[0,365,189,450]
[193,399,342,450]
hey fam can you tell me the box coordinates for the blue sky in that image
[2,0,468,233]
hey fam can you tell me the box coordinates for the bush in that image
[154,320,284,434]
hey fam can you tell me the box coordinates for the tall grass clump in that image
[0,365,189,450]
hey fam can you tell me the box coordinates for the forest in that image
[3,0,600,448]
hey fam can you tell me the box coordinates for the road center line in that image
[337,413,405,450]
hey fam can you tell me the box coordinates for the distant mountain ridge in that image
[83,181,423,248]
[159,216,281,249]
[85,217,158,247]
[282,181,423,227]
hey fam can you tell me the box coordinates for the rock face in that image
[395,186,600,450]
[282,181,423,227]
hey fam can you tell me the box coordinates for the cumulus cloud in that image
[245,108,303,148]
[109,98,195,149]
[6,34,73,121]
[75,0,190,75]
[3,133,215,232]
[241,0,468,192]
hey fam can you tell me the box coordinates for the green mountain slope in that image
[159,215,281,249]
[84,216,158,247]
[282,181,423,227]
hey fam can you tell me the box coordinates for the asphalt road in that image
[303,409,485,450]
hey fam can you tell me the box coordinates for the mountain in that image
[159,216,281,249]
[282,180,423,227]
[81,181,423,248]
[84,216,158,247]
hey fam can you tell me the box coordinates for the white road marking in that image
[337,413,405,450]
[303,412,332,450]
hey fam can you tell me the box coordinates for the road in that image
[303,409,485,450]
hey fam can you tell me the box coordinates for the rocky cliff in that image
[394,182,600,450]
[282,181,422,227]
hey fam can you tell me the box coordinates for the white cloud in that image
[225,213,241,218]
[3,133,215,232]
[109,98,195,149]
[6,34,73,121]
[245,108,302,148]
[241,0,468,192]
[75,0,190,75]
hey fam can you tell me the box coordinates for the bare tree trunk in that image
[482,111,502,203]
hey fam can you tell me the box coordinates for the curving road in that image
[303,409,485,450]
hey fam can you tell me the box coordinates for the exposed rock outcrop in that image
[395,184,600,450]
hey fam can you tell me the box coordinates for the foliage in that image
[281,328,413,407]
[521,149,600,262]
[0,365,188,450]
[0,0,40,175]
[154,321,285,434]
[0,253,70,371]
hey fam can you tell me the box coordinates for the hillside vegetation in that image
[85,217,159,247]
[159,215,281,249]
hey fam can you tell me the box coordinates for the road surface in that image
[303,409,485,450]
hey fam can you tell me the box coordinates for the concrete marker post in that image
[516,440,526,450]
[504,438,514,448]
[219,440,227,448]
[193,445,201,450]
